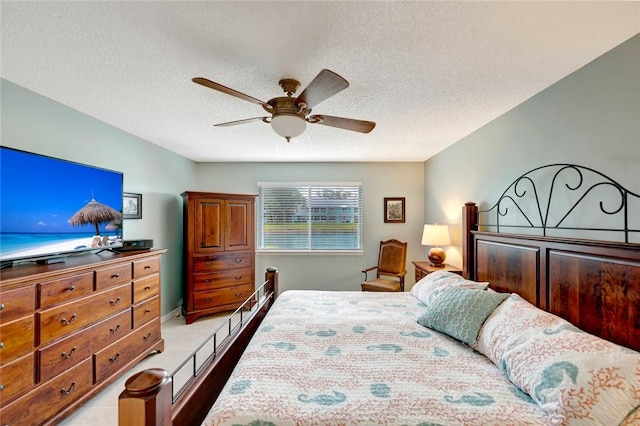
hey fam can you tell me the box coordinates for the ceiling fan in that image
[192,69,376,142]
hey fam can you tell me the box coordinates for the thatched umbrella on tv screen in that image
[69,198,122,236]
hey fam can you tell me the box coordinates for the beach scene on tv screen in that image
[0,148,124,262]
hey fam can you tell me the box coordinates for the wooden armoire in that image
[181,191,256,324]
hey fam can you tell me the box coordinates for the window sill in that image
[256,250,363,256]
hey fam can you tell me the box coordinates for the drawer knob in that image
[67,285,75,291]
[235,292,242,297]
[61,314,77,325]
[0,303,4,310]
[0,384,4,391]
[110,325,121,334]
[0,342,3,349]
[144,286,151,291]
[145,308,152,314]
[110,353,120,363]
[144,265,151,270]
[234,276,242,280]
[111,273,120,278]
[234,258,242,263]
[143,332,152,341]
[60,381,76,396]
[205,279,214,284]
[61,346,77,359]
[110,297,121,306]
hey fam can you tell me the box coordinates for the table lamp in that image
[421,224,451,267]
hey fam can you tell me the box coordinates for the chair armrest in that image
[362,266,377,281]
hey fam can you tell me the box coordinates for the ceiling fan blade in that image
[214,117,269,127]
[295,69,349,109]
[193,77,267,106]
[307,115,376,133]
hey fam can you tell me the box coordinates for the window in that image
[257,182,363,252]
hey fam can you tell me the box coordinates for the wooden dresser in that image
[0,249,165,425]
[182,191,255,324]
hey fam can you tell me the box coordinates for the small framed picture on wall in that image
[123,192,142,219]
[384,197,405,223]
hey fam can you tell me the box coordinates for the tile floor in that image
[59,311,233,426]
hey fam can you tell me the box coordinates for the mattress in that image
[203,290,553,425]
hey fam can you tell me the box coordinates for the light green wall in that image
[424,34,640,266]
[1,79,196,315]
[193,162,425,293]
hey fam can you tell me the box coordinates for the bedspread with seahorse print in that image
[203,290,555,426]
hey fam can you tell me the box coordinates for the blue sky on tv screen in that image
[0,148,123,234]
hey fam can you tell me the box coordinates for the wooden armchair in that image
[361,239,407,292]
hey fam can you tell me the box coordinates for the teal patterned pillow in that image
[417,286,509,345]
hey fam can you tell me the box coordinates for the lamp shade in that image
[421,224,451,246]
[271,113,306,140]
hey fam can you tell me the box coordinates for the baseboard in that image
[161,304,182,323]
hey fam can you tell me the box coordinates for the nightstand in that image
[412,261,462,282]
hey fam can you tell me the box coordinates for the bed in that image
[119,164,640,425]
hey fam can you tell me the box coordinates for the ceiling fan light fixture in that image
[271,113,306,142]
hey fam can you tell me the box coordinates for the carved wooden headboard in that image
[461,164,640,352]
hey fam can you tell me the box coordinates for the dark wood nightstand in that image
[412,261,463,282]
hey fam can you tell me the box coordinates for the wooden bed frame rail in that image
[118,267,279,426]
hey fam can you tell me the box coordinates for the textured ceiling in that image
[1,2,638,162]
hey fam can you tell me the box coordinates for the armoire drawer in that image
[193,284,253,310]
[193,252,253,273]
[0,316,35,362]
[193,268,252,292]
[133,257,160,278]
[0,357,93,426]
[95,263,132,290]
[0,353,34,405]
[38,283,131,345]
[132,296,159,329]
[38,309,132,383]
[94,320,160,383]
[132,274,160,304]
[38,271,94,308]
[0,286,35,322]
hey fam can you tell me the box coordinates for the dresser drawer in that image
[0,353,34,405]
[193,268,252,292]
[95,262,132,290]
[38,283,131,345]
[193,284,253,310]
[193,252,253,272]
[132,274,160,304]
[133,256,160,278]
[0,286,35,322]
[0,357,92,426]
[38,309,132,383]
[38,272,94,308]
[94,320,160,383]
[0,316,34,362]
[133,296,159,329]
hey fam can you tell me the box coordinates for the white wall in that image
[193,162,425,292]
[424,34,640,266]
[1,79,196,315]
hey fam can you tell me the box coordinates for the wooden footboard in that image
[118,267,279,426]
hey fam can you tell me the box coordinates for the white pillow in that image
[476,294,640,425]
[410,270,489,307]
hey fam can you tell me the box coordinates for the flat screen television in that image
[0,146,124,267]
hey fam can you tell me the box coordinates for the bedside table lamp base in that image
[428,247,446,267]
